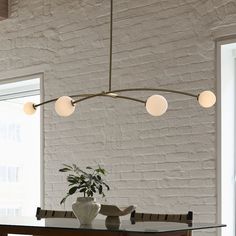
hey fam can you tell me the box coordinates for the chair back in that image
[130,211,193,236]
[130,210,192,224]
[36,207,76,220]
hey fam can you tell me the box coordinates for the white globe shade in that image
[55,96,76,117]
[23,102,36,115]
[146,95,168,116]
[198,90,216,108]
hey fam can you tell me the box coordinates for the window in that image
[217,40,236,236]
[0,77,41,217]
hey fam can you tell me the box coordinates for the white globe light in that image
[55,96,76,117]
[146,95,168,116]
[198,90,216,108]
[23,102,36,115]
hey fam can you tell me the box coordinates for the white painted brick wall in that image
[1,0,236,235]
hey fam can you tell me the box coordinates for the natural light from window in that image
[0,78,40,217]
[220,42,236,236]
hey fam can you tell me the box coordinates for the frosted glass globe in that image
[23,102,36,115]
[55,96,75,117]
[198,90,216,108]
[146,95,168,116]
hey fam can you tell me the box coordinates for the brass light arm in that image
[108,88,198,98]
[72,92,146,105]
[34,93,145,109]
[70,88,196,106]
[34,94,96,108]
[114,95,145,104]
[72,92,107,105]
[33,88,196,109]
[34,98,58,108]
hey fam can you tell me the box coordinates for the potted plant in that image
[59,164,110,225]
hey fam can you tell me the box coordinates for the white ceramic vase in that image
[72,197,101,225]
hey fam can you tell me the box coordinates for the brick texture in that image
[1,1,236,235]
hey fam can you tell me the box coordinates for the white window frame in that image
[216,37,236,236]
[0,73,44,208]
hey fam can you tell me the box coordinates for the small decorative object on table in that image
[59,164,110,226]
[100,204,136,229]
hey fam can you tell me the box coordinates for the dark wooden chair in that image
[130,210,193,236]
[36,208,193,236]
[36,207,76,220]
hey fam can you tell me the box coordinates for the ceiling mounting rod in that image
[109,0,113,92]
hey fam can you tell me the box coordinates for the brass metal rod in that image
[70,94,94,98]
[70,88,197,99]
[34,94,94,108]
[115,95,145,104]
[100,94,145,104]
[93,94,145,104]
[72,92,106,104]
[33,87,197,108]
[109,88,198,98]
[34,98,57,108]
[108,0,113,92]
[72,93,145,105]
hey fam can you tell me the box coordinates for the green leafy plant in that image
[59,164,110,204]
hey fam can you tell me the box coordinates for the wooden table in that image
[0,217,226,236]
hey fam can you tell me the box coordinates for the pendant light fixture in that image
[24,0,216,116]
